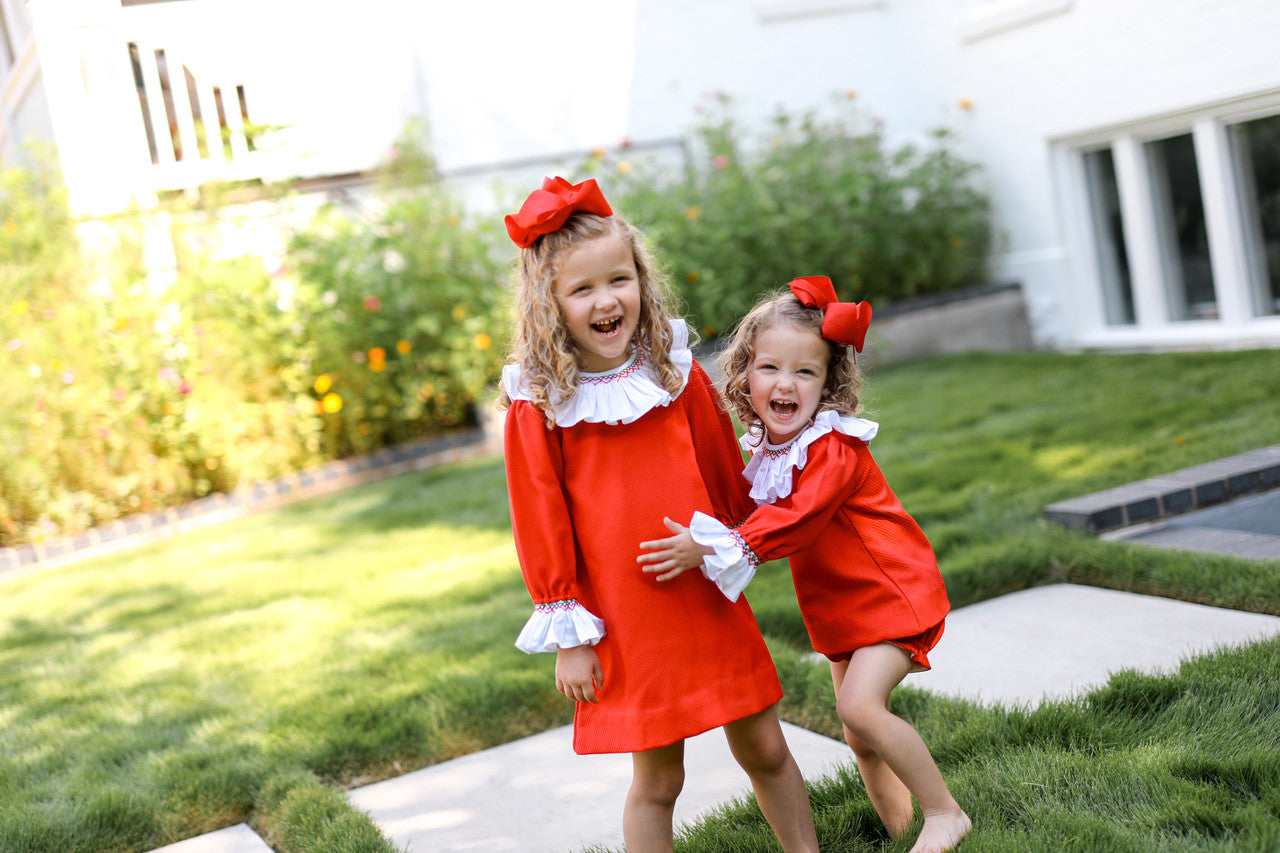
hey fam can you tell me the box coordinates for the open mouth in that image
[592,317,623,335]
[770,400,799,417]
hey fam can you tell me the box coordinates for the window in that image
[1147,133,1217,321]
[1231,114,1280,316]
[1068,98,1280,335]
[1083,148,1134,325]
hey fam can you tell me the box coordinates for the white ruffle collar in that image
[502,319,693,427]
[740,409,879,504]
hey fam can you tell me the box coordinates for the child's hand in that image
[555,645,603,703]
[637,517,715,582]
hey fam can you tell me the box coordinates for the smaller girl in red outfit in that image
[639,277,970,853]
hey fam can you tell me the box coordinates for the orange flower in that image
[616,160,632,175]
[369,347,386,362]
[686,271,700,284]
[959,97,974,111]
[685,206,701,220]
[474,333,492,350]
[396,339,412,355]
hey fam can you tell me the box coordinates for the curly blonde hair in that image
[497,212,685,426]
[718,289,865,437]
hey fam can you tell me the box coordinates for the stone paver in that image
[1044,445,1280,533]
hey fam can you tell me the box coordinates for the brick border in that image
[1044,445,1280,533]
[0,426,495,578]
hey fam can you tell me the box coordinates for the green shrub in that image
[583,94,993,336]
[286,136,508,458]
[0,135,506,547]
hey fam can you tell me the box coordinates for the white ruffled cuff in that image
[689,511,758,602]
[514,599,606,654]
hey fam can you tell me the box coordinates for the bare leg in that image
[624,741,685,853]
[834,645,970,853]
[722,705,820,853]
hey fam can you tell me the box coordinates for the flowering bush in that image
[286,142,508,458]
[0,141,505,547]
[583,94,993,337]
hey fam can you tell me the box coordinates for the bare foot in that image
[907,808,971,853]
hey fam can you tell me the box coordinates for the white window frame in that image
[1054,90,1280,349]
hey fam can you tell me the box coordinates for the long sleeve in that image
[681,361,757,526]
[503,400,604,653]
[692,436,865,599]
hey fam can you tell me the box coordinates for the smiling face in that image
[747,320,830,445]
[552,232,642,373]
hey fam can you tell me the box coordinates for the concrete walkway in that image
[150,583,1280,853]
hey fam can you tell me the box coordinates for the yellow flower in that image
[313,374,332,394]
[474,333,492,350]
[959,97,974,111]
[845,88,859,100]
[452,304,467,322]
[685,206,701,220]
[322,392,343,413]
[686,271,700,284]
[3,219,15,237]
[447,214,460,228]
[11,300,29,316]
[370,360,386,373]
[396,339,412,355]
[616,160,632,175]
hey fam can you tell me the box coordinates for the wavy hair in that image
[718,289,865,437]
[497,213,684,426]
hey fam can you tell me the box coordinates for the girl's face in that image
[553,232,642,373]
[747,321,829,445]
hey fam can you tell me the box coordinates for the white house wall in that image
[7,0,1280,350]
[618,0,1280,348]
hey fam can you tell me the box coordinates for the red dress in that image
[503,321,780,754]
[690,411,950,665]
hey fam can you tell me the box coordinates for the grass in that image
[1,349,1278,852]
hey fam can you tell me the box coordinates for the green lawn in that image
[2,349,1279,852]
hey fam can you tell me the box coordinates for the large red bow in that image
[787,276,872,352]
[504,177,613,248]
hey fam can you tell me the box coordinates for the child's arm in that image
[505,402,606,654]
[637,517,715,581]
[684,437,870,600]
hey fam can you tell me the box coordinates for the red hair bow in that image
[787,276,872,353]
[504,177,613,248]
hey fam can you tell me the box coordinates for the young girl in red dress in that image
[498,178,818,852]
[638,277,971,853]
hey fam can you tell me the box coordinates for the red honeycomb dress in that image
[503,320,780,755]
[689,410,951,668]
